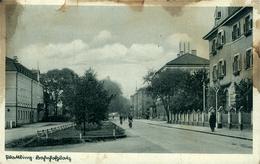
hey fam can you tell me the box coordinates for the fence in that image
[37,123,76,139]
[169,108,252,130]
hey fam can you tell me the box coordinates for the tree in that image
[102,78,130,115]
[235,79,253,112]
[144,68,209,122]
[40,68,78,119]
[144,69,191,122]
[73,69,112,135]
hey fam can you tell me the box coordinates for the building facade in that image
[5,57,44,128]
[130,88,154,119]
[203,7,253,111]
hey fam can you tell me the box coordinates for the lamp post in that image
[203,82,206,112]
[214,85,220,128]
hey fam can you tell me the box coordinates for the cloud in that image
[127,43,164,62]
[16,36,178,97]
[20,39,88,59]
[91,30,114,46]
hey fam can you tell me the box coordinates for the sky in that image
[6,5,215,98]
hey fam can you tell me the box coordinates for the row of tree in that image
[144,69,208,123]
[40,68,130,134]
[143,68,252,123]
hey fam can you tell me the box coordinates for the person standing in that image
[209,111,216,132]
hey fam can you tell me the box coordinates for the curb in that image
[146,122,253,141]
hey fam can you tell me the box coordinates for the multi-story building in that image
[5,57,44,128]
[130,88,154,119]
[203,7,253,111]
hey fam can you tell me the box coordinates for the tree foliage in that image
[73,69,113,134]
[40,68,78,119]
[102,78,130,115]
[235,79,253,112]
[144,68,209,122]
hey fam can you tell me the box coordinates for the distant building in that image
[130,88,154,119]
[5,57,44,128]
[203,7,253,111]
[157,47,209,74]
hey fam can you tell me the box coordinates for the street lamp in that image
[214,83,220,128]
[203,82,206,112]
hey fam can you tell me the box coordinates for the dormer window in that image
[216,11,221,20]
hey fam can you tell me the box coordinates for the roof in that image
[203,7,251,40]
[165,53,209,66]
[6,57,38,81]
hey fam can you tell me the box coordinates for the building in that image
[203,7,253,111]
[5,57,44,128]
[130,88,154,119]
[158,49,209,74]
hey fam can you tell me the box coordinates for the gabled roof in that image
[165,53,209,66]
[203,7,251,40]
[6,57,38,81]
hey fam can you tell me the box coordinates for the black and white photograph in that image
[1,0,260,163]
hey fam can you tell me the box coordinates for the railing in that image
[37,123,76,139]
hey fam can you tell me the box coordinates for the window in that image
[211,38,217,55]
[245,48,253,69]
[215,11,221,20]
[244,14,252,36]
[218,59,226,78]
[233,53,241,75]
[232,22,241,41]
[217,30,225,49]
[212,65,218,81]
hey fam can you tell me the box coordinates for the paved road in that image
[14,119,252,153]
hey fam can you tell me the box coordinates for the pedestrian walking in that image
[119,115,123,125]
[209,111,216,132]
[128,113,133,128]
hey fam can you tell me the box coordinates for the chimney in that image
[13,56,18,63]
[191,50,197,56]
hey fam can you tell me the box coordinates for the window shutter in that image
[223,60,226,76]
[232,61,235,73]
[244,51,247,69]
[243,22,246,34]
[238,22,241,36]
[223,31,226,44]
[238,54,242,71]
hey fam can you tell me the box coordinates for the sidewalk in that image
[137,119,252,141]
[5,122,73,144]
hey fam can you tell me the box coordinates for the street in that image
[15,119,252,153]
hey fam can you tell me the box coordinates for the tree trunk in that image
[160,96,170,123]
